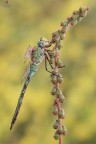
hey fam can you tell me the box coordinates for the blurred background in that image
[0,0,96,144]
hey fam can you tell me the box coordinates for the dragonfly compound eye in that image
[37,41,44,47]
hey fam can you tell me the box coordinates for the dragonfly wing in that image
[24,45,33,62]
[21,62,32,83]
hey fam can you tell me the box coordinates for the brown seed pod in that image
[59,95,65,103]
[58,108,65,119]
[57,125,63,134]
[51,75,58,84]
[60,33,65,40]
[56,40,62,49]
[57,59,63,67]
[53,119,59,129]
[52,105,58,115]
[51,86,57,95]
[56,89,62,98]
[61,20,68,27]
[62,126,68,135]
[54,131,60,140]
[58,76,64,83]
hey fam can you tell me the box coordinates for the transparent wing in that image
[21,61,32,83]
[24,45,33,62]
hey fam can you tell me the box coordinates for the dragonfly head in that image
[37,37,49,48]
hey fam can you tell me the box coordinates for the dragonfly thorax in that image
[32,47,45,63]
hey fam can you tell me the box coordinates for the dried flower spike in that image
[49,6,89,144]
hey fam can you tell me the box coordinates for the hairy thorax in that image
[32,47,45,63]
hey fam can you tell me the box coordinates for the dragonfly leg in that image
[45,53,54,69]
[45,49,52,59]
[58,65,66,69]
[45,53,64,78]
[45,56,63,78]
[45,50,66,69]
[45,56,53,74]
[46,49,66,69]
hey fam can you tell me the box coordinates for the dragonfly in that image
[10,37,64,130]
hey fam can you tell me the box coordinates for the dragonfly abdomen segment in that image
[10,71,35,130]
[30,63,39,72]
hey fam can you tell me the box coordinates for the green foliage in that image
[0,0,96,144]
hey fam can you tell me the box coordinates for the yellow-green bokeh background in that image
[0,0,96,144]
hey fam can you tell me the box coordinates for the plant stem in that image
[55,49,62,144]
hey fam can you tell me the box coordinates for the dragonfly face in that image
[37,37,49,48]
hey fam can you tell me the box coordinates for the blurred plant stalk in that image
[0,0,10,7]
